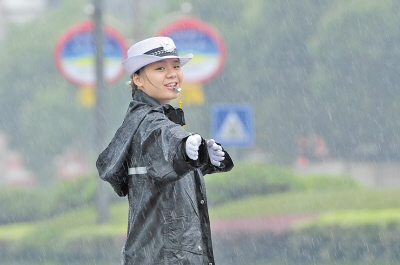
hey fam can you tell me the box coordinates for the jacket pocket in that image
[166,249,203,265]
[165,217,203,255]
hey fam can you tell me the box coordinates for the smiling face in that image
[132,58,183,104]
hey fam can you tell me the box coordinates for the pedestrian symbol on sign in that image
[212,104,253,147]
[219,112,246,140]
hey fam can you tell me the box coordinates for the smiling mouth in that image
[165,82,178,89]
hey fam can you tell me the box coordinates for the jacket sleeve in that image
[139,111,208,184]
[96,128,131,197]
[96,155,129,197]
[200,143,234,175]
[96,107,150,197]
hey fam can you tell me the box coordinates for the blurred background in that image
[1,0,400,264]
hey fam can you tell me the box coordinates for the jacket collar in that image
[133,89,162,107]
[132,89,185,126]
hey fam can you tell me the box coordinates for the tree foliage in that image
[188,0,400,161]
[189,0,332,161]
[0,0,129,181]
[307,0,400,159]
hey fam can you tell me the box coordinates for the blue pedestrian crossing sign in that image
[212,104,253,147]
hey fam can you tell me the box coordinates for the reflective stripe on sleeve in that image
[128,167,147,175]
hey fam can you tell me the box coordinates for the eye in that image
[156,67,165,70]
[174,65,181,69]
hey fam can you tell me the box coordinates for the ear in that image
[132,73,144,87]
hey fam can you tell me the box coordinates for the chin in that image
[168,93,179,100]
[159,94,178,104]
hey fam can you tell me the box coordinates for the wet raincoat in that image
[96,90,234,265]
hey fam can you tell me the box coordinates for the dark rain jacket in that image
[96,90,234,265]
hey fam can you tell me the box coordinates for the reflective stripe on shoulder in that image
[128,167,147,175]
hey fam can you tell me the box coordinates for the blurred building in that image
[54,150,88,180]
[2,0,47,23]
[0,0,4,41]
[0,0,50,42]
[0,131,35,186]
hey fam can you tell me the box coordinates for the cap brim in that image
[123,53,193,77]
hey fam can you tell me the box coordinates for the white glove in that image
[186,134,202,160]
[207,139,225,167]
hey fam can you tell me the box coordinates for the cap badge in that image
[161,38,176,52]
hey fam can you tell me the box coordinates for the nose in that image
[167,71,177,78]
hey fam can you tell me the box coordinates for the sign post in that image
[54,12,127,224]
[93,0,109,224]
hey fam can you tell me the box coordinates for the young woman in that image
[96,37,234,265]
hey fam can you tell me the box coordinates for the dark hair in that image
[130,67,144,98]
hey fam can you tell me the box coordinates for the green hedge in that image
[205,163,359,206]
[205,163,302,205]
[46,176,97,216]
[209,189,400,219]
[285,210,400,264]
[0,187,44,224]
[213,209,400,265]
[287,223,400,264]
[0,204,127,263]
[1,164,360,224]
[0,176,97,224]
[0,163,368,264]
[2,201,400,264]
[299,173,360,191]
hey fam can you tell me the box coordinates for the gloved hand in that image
[186,134,202,160]
[207,139,225,167]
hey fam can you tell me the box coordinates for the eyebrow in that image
[154,59,180,64]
